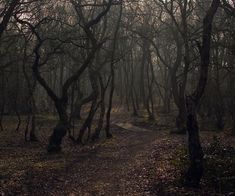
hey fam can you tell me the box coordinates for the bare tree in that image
[184,0,220,187]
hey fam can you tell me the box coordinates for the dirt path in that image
[2,118,233,195]
[43,125,159,196]
[2,110,235,196]
[51,123,187,196]
[1,123,165,195]
[115,122,153,132]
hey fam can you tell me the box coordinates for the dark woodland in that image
[0,0,235,195]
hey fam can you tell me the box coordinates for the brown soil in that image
[0,114,234,195]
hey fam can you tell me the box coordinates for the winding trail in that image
[1,120,186,196]
[1,115,234,195]
[49,125,159,195]
[115,122,153,132]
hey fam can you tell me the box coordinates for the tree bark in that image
[184,96,204,187]
[92,74,107,140]
[184,0,220,187]
[0,0,20,38]
[77,69,99,143]
[105,2,123,138]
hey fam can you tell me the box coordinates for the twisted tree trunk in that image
[184,0,220,187]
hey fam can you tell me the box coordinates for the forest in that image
[0,0,235,195]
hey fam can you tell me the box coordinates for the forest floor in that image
[0,111,235,196]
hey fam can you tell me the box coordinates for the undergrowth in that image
[172,136,235,194]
